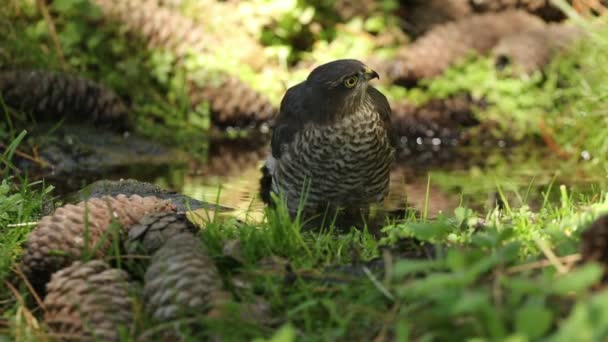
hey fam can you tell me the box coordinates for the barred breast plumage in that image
[271,98,394,214]
[260,59,396,217]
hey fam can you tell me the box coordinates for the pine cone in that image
[387,10,545,85]
[391,95,479,152]
[399,0,472,36]
[469,0,566,21]
[189,74,277,128]
[91,0,263,67]
[492,24,584,74]
[105,194,176,228]
[144,233,224,321]
[0,70,130,130]
[125,212,198,256]
[21,195,175,291]
[581,215,608,267]
[91,0,216,58]
[44,260,133,342]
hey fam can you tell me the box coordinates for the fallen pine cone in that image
[386,10,545,85]
[399,0,472,36]
[144,233,225,322]
[44,260,133,341]
[90,0,264,67]
[188,74,277,128]
[469,0,566,22]
[125,212,198,256]
[0,69,130,131]
[21,195,175,291]
[492,23,585,74]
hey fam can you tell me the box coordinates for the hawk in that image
[260,59,396,218]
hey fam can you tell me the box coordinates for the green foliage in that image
[549,290,608,341]
[544,23,608,161]
[0,132,53,283]
[258,0,399,65]
[176,186,608,340]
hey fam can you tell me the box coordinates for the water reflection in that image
[180,140,462,219]
[178,139,608,221]
[33,133,607,221]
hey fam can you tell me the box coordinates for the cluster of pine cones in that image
[90,0,276,129]
[381,9,584,85]
[81,0,581,141]
[0,1,591,147]
[17,195,228,340]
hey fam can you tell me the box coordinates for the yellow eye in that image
[343,76,358,88]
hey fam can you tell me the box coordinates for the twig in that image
[0,143,52,169]
[506,253,581,274]
[538,118,570,159]
[7,222,38,228]
[363,266,395,302]
[534,237,568,274]
[10,266,46,314]
[35,0,67,69]
[5,281,41,332]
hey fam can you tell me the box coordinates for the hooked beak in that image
[362,66,379,81]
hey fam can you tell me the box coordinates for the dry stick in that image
[363,266,395,302]
[7,222,38,228]
[538,118,571,159]
[534,237,569,274]
[35,0,67,69]
[506,253,581,275]
[0,143,52,169]
[5,281,41,332]
[10,266,47,314]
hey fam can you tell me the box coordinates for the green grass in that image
[142,186,608,341]
[0,132,54,341]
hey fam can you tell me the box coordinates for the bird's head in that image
[305,59,379,121]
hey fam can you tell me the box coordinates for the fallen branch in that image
[538,118,571,159]
[506,253,581,274]
[35,0,66,69]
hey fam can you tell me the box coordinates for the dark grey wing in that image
[368,86,398,148]
[271,82,307,158]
